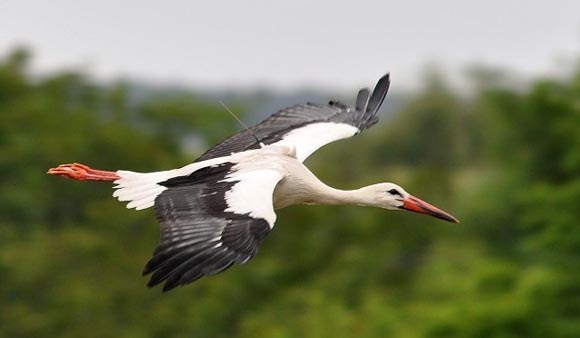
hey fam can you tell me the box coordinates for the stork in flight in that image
[48,73,459,291]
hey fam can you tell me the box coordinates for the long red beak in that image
[400,195,459,223]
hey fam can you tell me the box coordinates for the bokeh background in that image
[1,1,579,337]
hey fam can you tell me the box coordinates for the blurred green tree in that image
[0,47,578,338]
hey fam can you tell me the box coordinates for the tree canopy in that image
[1,48,579,338]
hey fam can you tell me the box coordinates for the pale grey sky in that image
[1,0,579,90]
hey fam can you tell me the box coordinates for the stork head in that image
[366,183,459,223]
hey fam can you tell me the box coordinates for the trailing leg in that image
[47,163,120,181]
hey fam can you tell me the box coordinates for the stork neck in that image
[311,184,374,207]
[275,160,377,209]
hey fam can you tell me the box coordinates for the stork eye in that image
[388,189,402,197]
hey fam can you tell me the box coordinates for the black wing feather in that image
[366,73,390,116]
[355,88,371,113]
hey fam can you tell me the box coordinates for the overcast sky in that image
[1,0,579,90]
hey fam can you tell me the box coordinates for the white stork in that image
[48,73,459,291]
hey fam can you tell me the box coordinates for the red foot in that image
[47,163,120,181]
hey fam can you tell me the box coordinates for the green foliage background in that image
[1,48,579,338]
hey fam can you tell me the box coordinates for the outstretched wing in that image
[196,73,390,162]
[143,161,283,291]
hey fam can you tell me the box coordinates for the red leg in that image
[47,163,120,181]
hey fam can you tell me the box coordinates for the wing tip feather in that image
[355,88,370,112]
[367,72,391,115]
